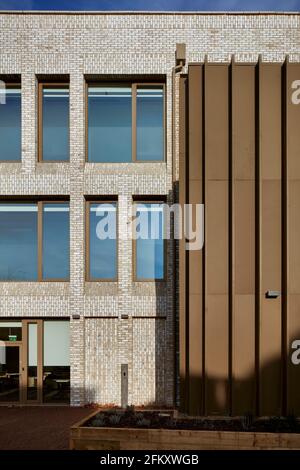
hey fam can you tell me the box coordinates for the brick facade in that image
[0,12,299,406]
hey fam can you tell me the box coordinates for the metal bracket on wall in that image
[265,290,281,299]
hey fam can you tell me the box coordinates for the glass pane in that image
[27,323,37,400]
[0,204,38,281]
[136,87,164,161]
[0,322,22,342]
[0,346,20,402]
[42,87,69,161]
[135,203,164,280]
[0,87,21,161]
[89,203,117,280]
[42,203,70,280]
[43,321,70,403]
[88,86,132,162]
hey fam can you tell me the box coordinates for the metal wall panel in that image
[179,58,300,417]
[187,65,204,415]
[231,63,256,416]
[204,64,230,415]
[286,62,300,415]
[259,63,282,416]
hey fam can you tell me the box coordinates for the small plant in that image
[241,412,254,431]
[92,416,106,427]
[287,413,297,429]
[136,417,151,427]
[109,413,121,425]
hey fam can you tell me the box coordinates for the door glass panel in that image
[0,346,20,402]
[27,323,37,401]
[0,322,22,341]
[43,321,70,403]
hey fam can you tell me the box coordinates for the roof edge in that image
[0,10,299,15]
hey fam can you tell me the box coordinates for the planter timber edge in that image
[70,410,300,450]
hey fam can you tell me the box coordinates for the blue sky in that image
[0,0,299,12]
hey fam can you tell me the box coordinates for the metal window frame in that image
[38,82,70,163]
[85,199,119,282]
[132,199,167,282]
[21,319,43,404]
[85,81,166,163]
[0,199,70,282]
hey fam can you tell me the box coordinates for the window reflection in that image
[136,87,164,161]
[89,203,117,280]
[42,203,70,280]
[135,203,164,280]
[42,86,69,161]
[88,87,132,162]
[0,86,21,161]
[0,204,38,281]
[0,202,70,281]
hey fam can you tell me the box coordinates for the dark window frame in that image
[85,81,166,163]
[0,200,70,282]
[38,82,70,163]
[85,199,118,282]
[132,199,167,282]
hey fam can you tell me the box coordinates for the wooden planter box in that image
[70,410,300,450]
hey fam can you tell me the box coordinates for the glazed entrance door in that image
[22,320,43,404]
[0,344,21,403]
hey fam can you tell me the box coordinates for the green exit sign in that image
[8,335,17,342]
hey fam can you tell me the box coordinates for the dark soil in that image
[87,407,300,434]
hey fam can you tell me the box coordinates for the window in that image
[0,84,21,161]
[136,86,164,161]
[43,321,70,403]
[0,320,70,404]
[133,202,165,281]
[0,321,22,341]
[88,86,132,163]
[42,203,70,280]
[0,201,69,281]
[87,83,164,162]
[39,84,69,161]
[87,201,117,280]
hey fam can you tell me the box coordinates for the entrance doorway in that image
[0,344,21,402]
[0,320,70,404]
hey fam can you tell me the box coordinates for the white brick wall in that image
[0,12,299,407]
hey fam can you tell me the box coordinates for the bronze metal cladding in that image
[179,58,300,416]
